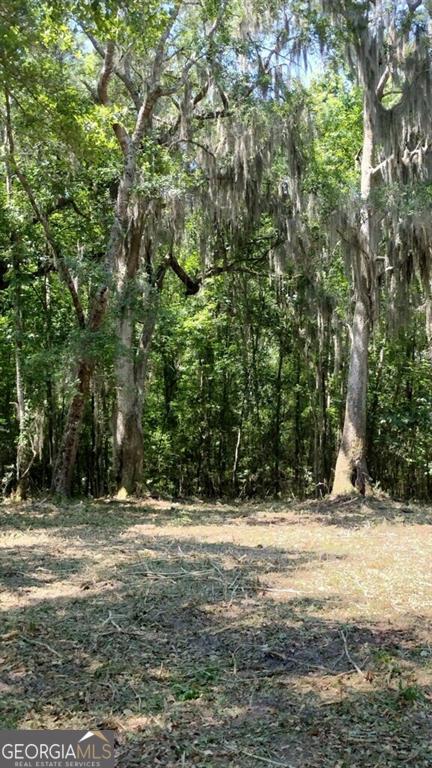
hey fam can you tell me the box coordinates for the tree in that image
[81,2,310,497]
[1,0,432,503]
[328,0,431,495]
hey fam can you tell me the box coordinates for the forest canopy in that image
[1,0,432,501]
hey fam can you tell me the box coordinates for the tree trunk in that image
[14,300,30,500]
[113,286,160,497]
[332,297,370,496]
[293,338,302,494]
[314,303,328,495]
[113,309,143,497]
[51,286,109,495]
[52,361,92,496]
[332,64,374,497]
[273,340,284,494]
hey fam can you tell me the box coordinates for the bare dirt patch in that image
[0,496,431,766]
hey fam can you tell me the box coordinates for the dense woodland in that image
[1,0,432,501]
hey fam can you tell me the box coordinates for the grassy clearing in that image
[0,496,431,766]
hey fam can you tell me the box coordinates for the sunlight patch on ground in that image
[1,497,431,766]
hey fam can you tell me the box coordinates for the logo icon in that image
[0,729,115,768]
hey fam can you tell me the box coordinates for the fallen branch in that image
[22,636,62,658]
[240,750,295,768]
[261,586,304,594]
[340,630,365,678]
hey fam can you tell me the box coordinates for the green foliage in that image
[306,73,362,210]
[0,0,431,501]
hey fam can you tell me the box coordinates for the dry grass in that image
[0,496,431,766]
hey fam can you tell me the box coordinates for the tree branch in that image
[169,236,284,294]
[407,0,422,12]
[375,66,390,100]
[97,40,115,105]
[169,252,201,294]
[151,2,182,88]
[112,123,131,155]
[85,29,141,110]
[4,89,86,329]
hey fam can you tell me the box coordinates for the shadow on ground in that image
[299,496,432,529]
[0,499,431,767]
[1,494,431,534]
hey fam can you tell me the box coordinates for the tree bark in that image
[332,297,370,496]
[51,361,92,495]
[273,340,284,494]
[113,280,162,497]
[52,287,108,495]
[332,42,375,497]
[113,308,144,498]
[13,269,30,500]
